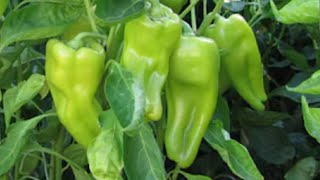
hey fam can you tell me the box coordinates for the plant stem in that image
[73,32,107,41]
[148,0,161,9]
[107,26,116,48]
[31,101,44,114]
[67,32,107,49]
[149,0,163,18]
[197,0,224,35]
[14,160,20,180]
[272,24,286,47]
[203,0,207,18]
[171,165,180,180]
[49,153,55,180]
[54,128,65,180]
[17,53,22,84]
[214,173,237,180]
[38,148,83,171]
[248,0,262,26]
[191,0,197,31]
[179,0,200,19]
[250,15,264,27]
[314,40,320,68]
[84,0,98,32]
[41,152,50,180]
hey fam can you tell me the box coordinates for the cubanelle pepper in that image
[45,38,105,148]
[121,4,181,121]
[205,14,267,111]
[165,32,220,168]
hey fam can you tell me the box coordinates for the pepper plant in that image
[0,0,319,180]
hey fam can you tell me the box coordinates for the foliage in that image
[0,0,319,180]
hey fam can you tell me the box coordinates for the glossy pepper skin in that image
[121,5,181,121]
[45,39,105,148]
[165,36,220,168]
[160,0,187,13]
[204,14,267,111]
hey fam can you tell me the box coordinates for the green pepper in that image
[45,39,105,148]
[165,35,220,168]
[160,0,187,13]
[121,4,181,121]
[205,14,267,111]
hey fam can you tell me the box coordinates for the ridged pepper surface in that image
[165,35,220,168]
[45,39,105,148]
[121,4,181,121]
[205,14,267,111]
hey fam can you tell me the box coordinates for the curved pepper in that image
[205,14,267,111]
[160,0,187,13]
[121,5,181,121]
[165,36,220,168]
[45,39,105,148]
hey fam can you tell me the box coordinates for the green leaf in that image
[35,114,60,143]
[19,151,40,175]
[0,2,82,50]
[18,47,45,66]
[71,166,95,180]
[95,0,145,24]
[236,108,291,126]
[213,96,230,131]
[301,96,320,144]
[0,0,8,17]
[3,74,45,129]
[223,0,245,12]
[87,110,124,180]
[244,126,295,164]
[204,120,263,180]
[277,42,309,71]
[106,25,125,60]
[0,113,53,175]
[284,157,318,180]
[270,72,320,103]
[123,124,165,180]
[287,70,320,95]
[63,144,88,167]
[104,61,144,133]
[0,46,45,89]
[270,86,320,103]
[270,0,320,24]
[288,132,316,158]
[0,46,22,89]
[179,171,212,180]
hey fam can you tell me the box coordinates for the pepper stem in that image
[171,165,180,180]
[191,0,197,31]
[84,0,98,32]
[179,0,200,19]
[148,0,164,18]
[197,0,224,35]
[67,32,107,49]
